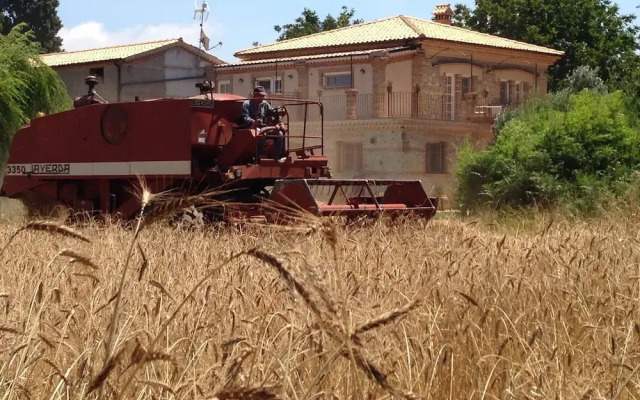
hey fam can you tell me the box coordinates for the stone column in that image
[454,74,463,120]
[412,49,426,119]
[537,72,548,96]
[412,85,420,118]
[295,61,309,99]
[464,92,477,120]
[524,82,531,100]
[345,88,358,120]
[411,49,426,91]
[371,56,388,118]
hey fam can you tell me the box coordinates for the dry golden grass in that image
[1,208,640,399]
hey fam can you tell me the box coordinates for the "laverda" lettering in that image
[31,164,70,175]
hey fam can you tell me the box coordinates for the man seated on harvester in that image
[239,86,286,163]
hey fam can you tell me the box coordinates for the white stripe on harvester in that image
[4,161,191,177]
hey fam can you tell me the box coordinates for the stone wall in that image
[54,49,210,102]
[289,118,492,206]
[56,64,120,102]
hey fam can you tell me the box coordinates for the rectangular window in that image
[89,67,104,83]
[324,73,352,89]
[218,80,231,94]
[337,142,363,172]
[426,142,445,174]
[444,75,454,120]
[255,77,282,94]
[500,81,510,105]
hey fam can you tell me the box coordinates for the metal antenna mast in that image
[194,0,210,53]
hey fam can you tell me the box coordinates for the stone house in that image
[41,38,224,103]
[208,5,563,203]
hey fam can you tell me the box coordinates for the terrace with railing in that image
[276,92,522,123]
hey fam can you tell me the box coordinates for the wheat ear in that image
[211,387,279,400]
[0,221,90,258]
[353,300,420,337]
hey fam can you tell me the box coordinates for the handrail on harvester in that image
[262,97,324,158]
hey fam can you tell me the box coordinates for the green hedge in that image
[455,90,640,214]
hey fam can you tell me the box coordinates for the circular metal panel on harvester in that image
[101,105,128,145]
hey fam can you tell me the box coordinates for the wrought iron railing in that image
[280,92,519,122]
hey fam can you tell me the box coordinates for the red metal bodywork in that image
[2,87,438,221]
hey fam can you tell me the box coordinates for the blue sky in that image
[57,1,639,63]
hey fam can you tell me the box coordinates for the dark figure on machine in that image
[240,86,286,163]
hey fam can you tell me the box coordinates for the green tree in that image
[274,6,363,41]
[455,87,640,214]
[0,24,70,173]
[452,0,640,90]
[0,0,63,53]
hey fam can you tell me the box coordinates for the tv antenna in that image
[194,0,209,22]
[194,1,221,51]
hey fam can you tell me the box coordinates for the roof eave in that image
[423,38,564,61]
[235,39,419,61]
[213,47,416,71]
[45,58,126,68]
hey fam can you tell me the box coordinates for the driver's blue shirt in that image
[241,99,274,128]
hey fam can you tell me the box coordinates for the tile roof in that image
[216,48,410,69]
[41,38,224,67]
[235,15,564,58]
[403,16,563,55]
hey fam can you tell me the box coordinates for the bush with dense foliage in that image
[456,88,640,214]
[0,24,70,163]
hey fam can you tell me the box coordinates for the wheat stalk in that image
[141,195,208,226]
[88,346,127,393]
[98,182,152,399]
[59,249,99,269]
[352,300,420,337]
[211,387,279,400]
[0,221,90,258]
[149,280,176,302]
[115,252,245,400]
[222,348,253,389]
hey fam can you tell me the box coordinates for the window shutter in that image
[337,142,363,172]
[425,142,447,174]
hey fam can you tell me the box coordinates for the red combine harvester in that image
[1,77,438,222]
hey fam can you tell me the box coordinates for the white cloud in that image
[59,20,224,52]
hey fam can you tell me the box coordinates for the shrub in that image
[456,90,640,214]
[562,65,607,94]
[0,24,70,163]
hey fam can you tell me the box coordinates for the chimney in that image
[432,4,454,25]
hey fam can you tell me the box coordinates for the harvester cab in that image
[1,77,438,222]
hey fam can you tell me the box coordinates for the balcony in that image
[275,92,521,123]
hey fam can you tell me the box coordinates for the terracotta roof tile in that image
[403,16,563,55]
[235,15,563,57]
[41,39,224,67]
[235,17,417,56]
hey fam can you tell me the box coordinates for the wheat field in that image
[1,205,640,399]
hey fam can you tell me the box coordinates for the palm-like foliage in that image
[0,23,70,162]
